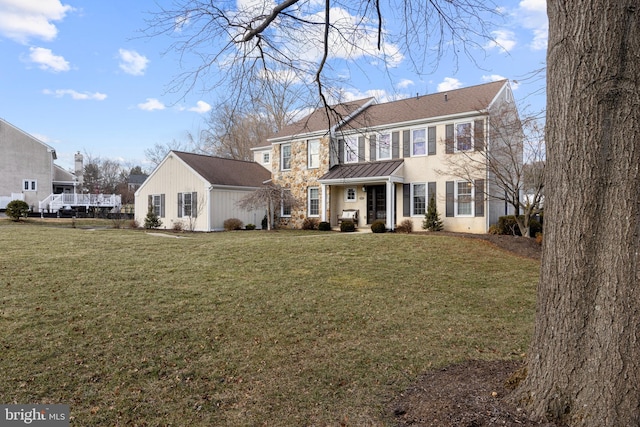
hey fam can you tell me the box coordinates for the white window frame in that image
[377,133,391,160]
[455,122,473,152]
[412,129,427,156]
[345,187,357,202]
[178,192,193,217]
[344,137,358,163]
[281,189,292,217]
[308,187,319,217]
[262,152,270,164]
[455,181,474,216]
[308,139,320,169]
[411,183,427,216]
[23,179,37,191]
[281,143,292,171]
[152,194,163,217]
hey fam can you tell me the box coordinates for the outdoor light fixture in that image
[362,185,366,192]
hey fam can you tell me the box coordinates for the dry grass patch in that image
[0,225,539,426]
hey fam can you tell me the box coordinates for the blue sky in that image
[0,0,547,171]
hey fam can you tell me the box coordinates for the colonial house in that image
[0,119,121,213]
[266,80,520,232]
[134,151,271,231]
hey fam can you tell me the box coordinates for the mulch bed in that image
[388,234,555,427]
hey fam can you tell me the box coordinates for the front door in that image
[366,185,386,224]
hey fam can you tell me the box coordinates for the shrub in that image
[5,200,29,221]
[340,219,356,232]
[144,205,162,229]
[262,215,268,229]
[318,221,332,231]
[245,224,256,230]
[395,219,413,233]
[535,232,543,245]
[172,220,184,232]
[371,220,386,233]
[129,219,140,229]
[223,218,243,231]
[302,218,319,230]
[496,215,542,237]
[422,195,443,231]
[488,224,501,235]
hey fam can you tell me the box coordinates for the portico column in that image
[386,180,394,230]
[320,183,327,222]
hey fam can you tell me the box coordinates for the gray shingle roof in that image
[172,151,271,187]
[319,160,404,181]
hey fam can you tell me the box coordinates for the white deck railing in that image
[39,193,121,213]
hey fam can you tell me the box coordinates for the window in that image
[281,189,292,217]
[281,143,291,170]
[412,183,426,215]
[378,133,391,160]
[262,152,270,164]
[456,181,473,216]
[412,129,426,156]
[308,187,319,216]
[345,187,356,202]
[23,179,37,191]
[308,139,320,168]
[344,137,358,163]
[178,192,197,217]
[150,194,165,217]
[456,122,473,151]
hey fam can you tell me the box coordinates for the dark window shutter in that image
[178,193,183,216]
[392,132,400,159]
[474,119,485,151]
[160,194,165,218]
[403,130,411,157]
[338,139,344,164]
[403,184,410,216]
[370,135,377,162]
[428,126,436,155]
[358,136,365,162]
[446,181,454,217]
[148,195,152,209]
[427,182,436,202]
[192,192,198,218]
[474,179,485,217]
[445,124,454,154]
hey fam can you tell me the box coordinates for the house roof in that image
[273,80,508,140]
[172,151,271,187]
[272,97,375,140]
[128,174,148,185]
[319,159,404,182]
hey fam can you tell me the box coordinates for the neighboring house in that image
[267,80,521,233]
[0,118,79,211]
[128,174,149,192]
[0,119,121,213]
[134,151,271,231]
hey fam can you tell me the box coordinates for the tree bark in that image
[517,1,640,425]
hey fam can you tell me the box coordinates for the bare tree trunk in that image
[517,1,640,425]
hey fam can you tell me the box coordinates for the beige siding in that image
[209,188,265,230]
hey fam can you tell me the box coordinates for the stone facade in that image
[272,136,331,228]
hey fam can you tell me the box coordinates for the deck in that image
[39,193,122,213]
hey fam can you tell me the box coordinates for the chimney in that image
[444,93,448,102]
[74,152,84,186]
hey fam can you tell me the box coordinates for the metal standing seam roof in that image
[319,159,404,181]
[172,151,271,187]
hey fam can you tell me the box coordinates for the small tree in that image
[5,200,30,221]
[144,205,162,229]
[422,195,443,231]
[237,184,299,230]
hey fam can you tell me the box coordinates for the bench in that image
[337,209,359,227]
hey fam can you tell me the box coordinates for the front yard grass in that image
[0,224,539,426]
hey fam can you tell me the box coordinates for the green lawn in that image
[0,221,539,426]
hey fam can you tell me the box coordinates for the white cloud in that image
[28,47,70,72]
[138,98,165,111]
[188,100,212,114]
[437,77,463,92]
[118,49,149,76]
[0,0,73,43]
[486,30,517,53]
[516,0,548,51]
[396,79,414,89]
[43,88,107,101]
